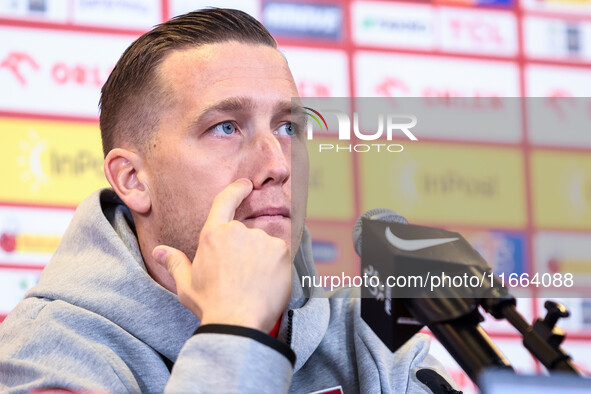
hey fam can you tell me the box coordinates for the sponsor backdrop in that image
[1,0,590,390]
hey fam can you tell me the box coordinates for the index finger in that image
[204,178,253,226]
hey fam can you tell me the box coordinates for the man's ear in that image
[104,148,151,214]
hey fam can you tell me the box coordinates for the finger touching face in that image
[143,42,309,261]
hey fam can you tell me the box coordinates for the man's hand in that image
[152,178,292,333]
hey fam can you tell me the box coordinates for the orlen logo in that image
[374,77,504,110]
[0,50,108,88]
[375,78,411,97]
[304,107,418,153]
[0,52,40,86]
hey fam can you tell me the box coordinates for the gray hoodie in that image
[0,189,455,393]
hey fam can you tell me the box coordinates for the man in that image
[0,9,456,393]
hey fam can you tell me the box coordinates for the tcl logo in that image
[448,19,504,44]
[0,51,110,88]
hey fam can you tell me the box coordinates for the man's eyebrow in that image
[188,97,304,130]
[192,97,257,126]
[274,101,303,119]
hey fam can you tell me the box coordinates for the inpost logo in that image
[303,107,418,153]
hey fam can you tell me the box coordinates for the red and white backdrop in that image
[1,0,590,391]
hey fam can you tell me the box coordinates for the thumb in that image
[153,245,192,293]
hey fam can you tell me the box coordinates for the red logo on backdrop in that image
[375,78,411,96]
[375,77,502,109]
[449,19,503,44]
[51,62,105,87]
[0,232,16,253]
[423,87,500,99]
[0,52,40,86]
[547,89,575,119]
[298,80,331,97]
[0,51,110,88]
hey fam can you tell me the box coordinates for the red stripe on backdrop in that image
[306,218,354,227]
[352,44,519,63]
[382,136,524,149]
[357,0,518,11]
[275,37,347,50]
[523,58,591,69]
[423,328,591,341]
[161,0,169,22]
[525,143,591,153]
[0,17,147,36]
[342,0,363,220]
[0,264,47,271]
[0,201,79,211]
[0,110,98,124]
[515,0,544,373]
[524,10,591,22]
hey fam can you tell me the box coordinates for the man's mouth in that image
[243,207,291,220]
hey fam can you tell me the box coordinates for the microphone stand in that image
[394,278,581,388]
[482,297,581,375]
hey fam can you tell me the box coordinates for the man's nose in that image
[248,133,290,189]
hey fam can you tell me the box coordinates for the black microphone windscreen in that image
[353,208,408,256]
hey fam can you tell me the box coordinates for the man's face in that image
[144,41,309,261]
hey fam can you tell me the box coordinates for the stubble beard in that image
[152,181,202,262]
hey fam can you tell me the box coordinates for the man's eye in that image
[211,121,236,135]
[276,123,295,136]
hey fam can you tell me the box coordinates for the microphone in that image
[353,209,510,303]
[352,208,408,257]
[353,209,513,385]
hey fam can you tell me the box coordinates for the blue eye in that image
[276,123,295,136]
[212,121,236,135]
